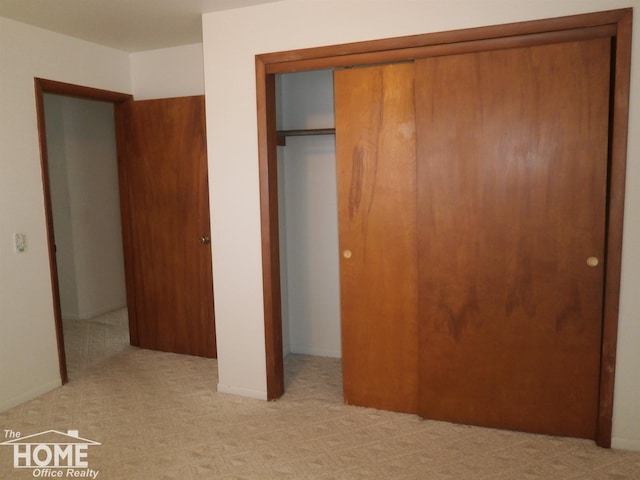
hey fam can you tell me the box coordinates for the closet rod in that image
[276,128,335,146]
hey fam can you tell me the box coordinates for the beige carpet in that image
[62,308,131,380]
[1,311,639,479]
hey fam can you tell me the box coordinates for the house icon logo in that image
[1,429,101,478]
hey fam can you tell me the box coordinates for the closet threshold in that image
[277,128,335,146]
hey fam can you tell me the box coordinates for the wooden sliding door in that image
[415,38,610,438]
[335,37,611,439]
[335,63,419,414]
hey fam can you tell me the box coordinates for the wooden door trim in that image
[34,78,133,384]
[256,63,285,399]
[263,24,616,74]
[259,10,626,74]
[112,102,139,348]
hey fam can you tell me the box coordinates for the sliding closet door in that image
[415,38,610,438]
[334,63,419,413]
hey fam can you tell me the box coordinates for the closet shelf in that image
[277,128,335,146]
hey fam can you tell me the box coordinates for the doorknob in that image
[586,256,599,267]
[199,235,211,244]
[343,249,352,259]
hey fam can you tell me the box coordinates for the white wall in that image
[45,95,80,318]
[278,70,341,358]
[130,43,205,100]
[44,94,127,320]
[0,21,204,410]
[0,17,131,411]
[202,0,640,448]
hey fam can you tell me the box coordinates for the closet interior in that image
[276,69,342,365]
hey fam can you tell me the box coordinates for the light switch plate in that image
[14,233,27,253]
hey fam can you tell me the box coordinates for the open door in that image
[116,96,216,358]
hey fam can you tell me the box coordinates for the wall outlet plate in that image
[14,233,27,253]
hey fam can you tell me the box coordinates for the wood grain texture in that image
[114,105,139,347]
[118,96,216,358]
[256,63,284,399]
[335,63,419,414]
[415,39,611,438]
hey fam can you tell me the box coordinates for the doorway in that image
[256,9,632,447]
[36,80,218,382]
[35,79,132,383]
[42,92,129,379]
[276,70,340,359]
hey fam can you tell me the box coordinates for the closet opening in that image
[274,69,342,397]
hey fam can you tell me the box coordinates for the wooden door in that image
[415,38,610,438]
[116,96,216,358]
[334,63,419,414]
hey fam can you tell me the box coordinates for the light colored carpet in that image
[1,311,639,479]
[62,308,130,380]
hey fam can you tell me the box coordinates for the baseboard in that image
[216,383,267,400]
[0,379,62,413]
[611,436,640,451]
[62,304,126,321]
[290,345,341,358]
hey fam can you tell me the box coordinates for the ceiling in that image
[0,0,280,52]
